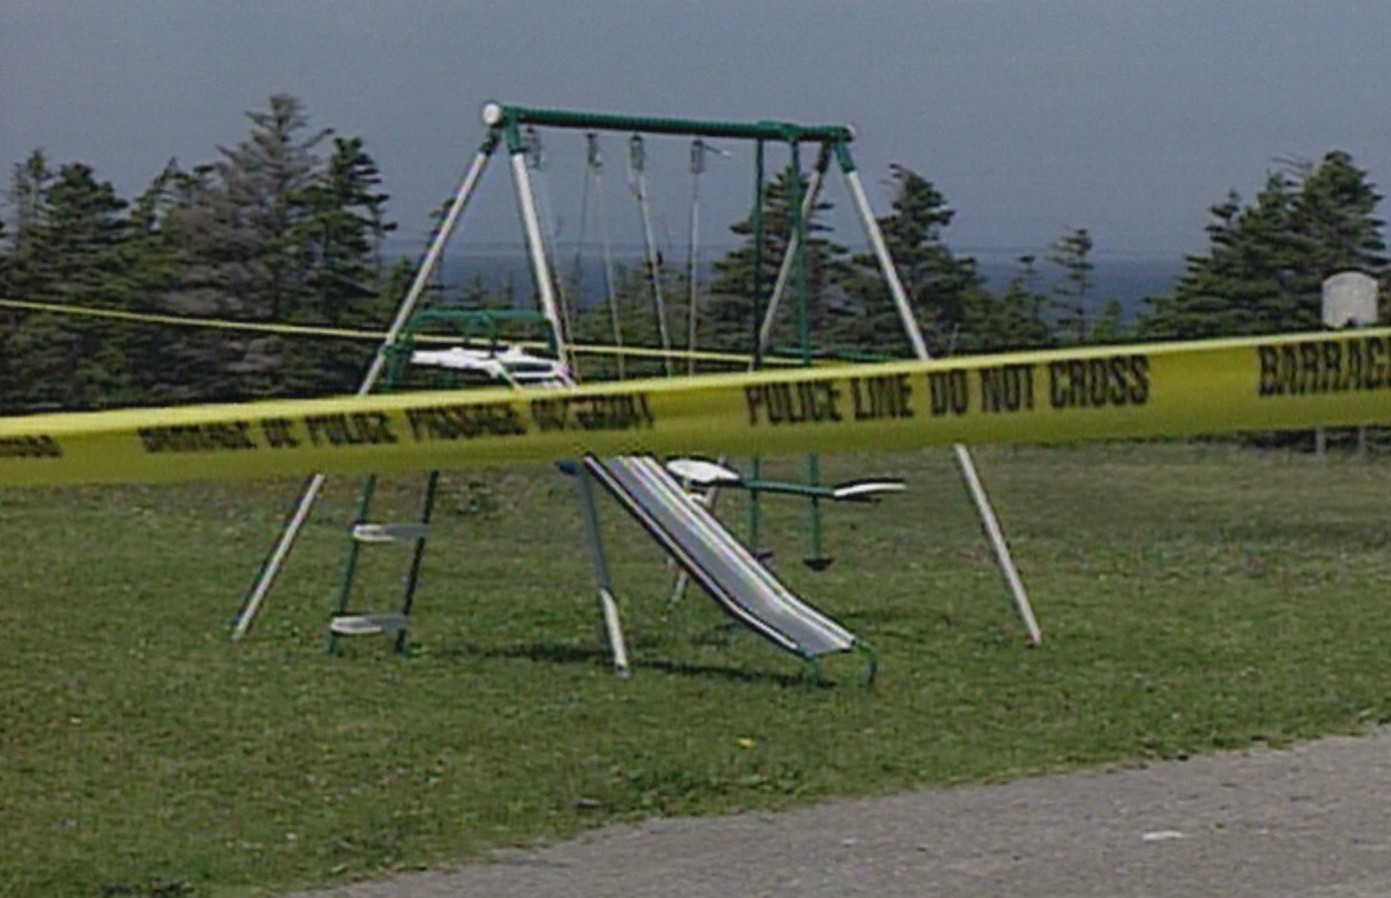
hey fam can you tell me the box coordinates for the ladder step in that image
[351,523,429,543]
[329,613,409,636]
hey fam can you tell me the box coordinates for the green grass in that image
[3,443,1390,896]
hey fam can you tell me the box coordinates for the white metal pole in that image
[624,136,673,375]
[842,164,1044,645]
[841,168,931,360]
[509,151,569,368]
[231,136,499,640]
[687,142,703,376]
[512,129,633,669]
[950,444,1042,641]
[576,465,630,676]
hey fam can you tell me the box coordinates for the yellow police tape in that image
[0,298,807,368]
[1,328,1389,488]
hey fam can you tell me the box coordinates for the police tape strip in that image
[0,298,806,368]
[1,328,1389,488]
[0,297,437,344]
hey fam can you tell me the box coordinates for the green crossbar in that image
[484,102,854,145]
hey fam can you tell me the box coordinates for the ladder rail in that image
[394,470,441,653]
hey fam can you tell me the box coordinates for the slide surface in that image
[582,455,858,659]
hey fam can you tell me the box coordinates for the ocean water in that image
[426,251,1186,321]
[973,253,1186,320]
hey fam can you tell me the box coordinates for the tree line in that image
[2,95,1386,413]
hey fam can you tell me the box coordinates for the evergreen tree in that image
[961,254,1054,352]
[1286,150,1387,300]
[125,160,218,401]
[1155,175,1305,339]
[1,151,57,412]
[844,165,986,357]
[126,160,200,306]
[218,93,332,323]
[3,150,54,254]
[1088,298,1130,344]
[705,166,854,357]
[1142,151,1386,339]
[0,162,134,411]
[283,136,397,396]
[2,151,57,313]
[1049,227,1095,344]
[0,99,402,408]
[157,94,331,400]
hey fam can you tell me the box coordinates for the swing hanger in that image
[585,132,602,172]
[523,125,544,170]
[689,139,730,176]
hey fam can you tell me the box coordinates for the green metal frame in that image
[485,103,853,145]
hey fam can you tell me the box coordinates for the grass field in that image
[2,442,1389,897]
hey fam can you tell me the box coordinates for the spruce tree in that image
[0,162,133,411]
[158,94,331,400]
[3,150,54,254]
[962,254,1054,352]
[844,165,986,357]
[284,136,397,396]
[1048,227,1095,344]
[705,166,854,358]
[1142,151,1386,340]
[1286,150,1387,300]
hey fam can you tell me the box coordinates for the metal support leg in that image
[840,151,1044,645]
[576,464,630,676]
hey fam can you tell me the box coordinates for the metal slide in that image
[583,455,874,674]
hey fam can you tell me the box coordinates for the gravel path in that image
[290,727,1391,897]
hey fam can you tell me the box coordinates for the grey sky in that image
[4,1,1391,260]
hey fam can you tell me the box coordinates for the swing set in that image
[524,106,907,568]
[231,102,1042,680]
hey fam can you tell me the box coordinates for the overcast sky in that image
[4,1,1391,261]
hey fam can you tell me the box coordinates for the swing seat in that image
[665,457,743,486]
[329,613,409,636]
[351,523,430,544]
[803,556,834,572]
[830,478,907,503]
[737,477,906,503]
[411,345,567,387]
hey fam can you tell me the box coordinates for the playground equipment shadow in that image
[440,638,825,689]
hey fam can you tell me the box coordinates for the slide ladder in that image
[324,336,440,654]
[583,454,876,681]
